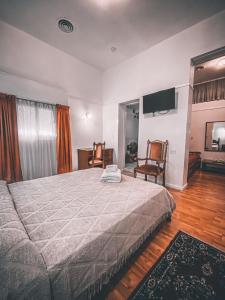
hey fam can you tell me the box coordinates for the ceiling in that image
[0,0,225,70]
[194,56,225,84]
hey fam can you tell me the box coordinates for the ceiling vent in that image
[58,19,74,33]
[110,46,117,53]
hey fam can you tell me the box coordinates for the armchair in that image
[88,142,106,168]
[134,140,168,186]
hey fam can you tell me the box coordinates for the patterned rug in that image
[129,231,225,300]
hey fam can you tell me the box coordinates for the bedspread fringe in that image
[85,211,172,299]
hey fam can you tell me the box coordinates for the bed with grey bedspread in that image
[1,168,175,299]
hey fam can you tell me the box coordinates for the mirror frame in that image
[205,121,225,152]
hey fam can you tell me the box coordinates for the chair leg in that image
[145,174,147,181]
[155,176,157,184]
[163,173,165,187]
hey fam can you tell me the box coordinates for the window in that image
[16,99,57,180]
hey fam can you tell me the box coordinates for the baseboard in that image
[166,182,187,191]
[123,170,188,191]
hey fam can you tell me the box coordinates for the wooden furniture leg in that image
[134,140,168,186]
[163,173,165,187]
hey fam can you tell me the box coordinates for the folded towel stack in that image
[105,164,118,172]
[101,165,121,183]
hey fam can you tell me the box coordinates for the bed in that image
[188,151,201,179]
[1,168,175,299]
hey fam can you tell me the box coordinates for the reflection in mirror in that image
[205,121,225,152]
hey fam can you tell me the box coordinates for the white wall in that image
[102,10,225,189]
[0,21,103,170]
[0,71,68,105]
[139,86,191,188]
[68,96,103,168]
[190,100,225,160]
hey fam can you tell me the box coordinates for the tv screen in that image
[143,88,175,114]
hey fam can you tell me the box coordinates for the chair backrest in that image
[146,140,168,168]
[93,142,105,160]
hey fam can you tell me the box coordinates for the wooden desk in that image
[78,148,113,170]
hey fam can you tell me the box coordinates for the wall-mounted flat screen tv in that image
[143,87,175,114]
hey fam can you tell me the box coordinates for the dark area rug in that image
[129,231,225,300]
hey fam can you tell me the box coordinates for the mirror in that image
[205,121,225,152]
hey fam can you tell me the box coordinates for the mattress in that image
[8,168,175,299]
[189,152,201,165]
[188,152,201,179]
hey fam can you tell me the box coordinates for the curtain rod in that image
[194,76,225,86]
[16,97,56,106]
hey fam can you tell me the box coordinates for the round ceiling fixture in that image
[218,58,225,66]
[195,65,204,72]
[58,19,74,33]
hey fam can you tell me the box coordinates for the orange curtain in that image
[56,104,72,173]
[0,93,22,182]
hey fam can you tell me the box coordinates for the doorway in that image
[188,47,225,181]
[125,103,139,171]
[118,100,139,171]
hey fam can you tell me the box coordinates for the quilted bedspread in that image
[0,181,50,300]
[8,168,175,299]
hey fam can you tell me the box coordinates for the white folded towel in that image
[105,164,118,173]
[101,168,121,183]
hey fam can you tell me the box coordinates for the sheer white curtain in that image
[16,99,57,180]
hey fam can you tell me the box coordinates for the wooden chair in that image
[88,142,105,168]
[134,140,168,186]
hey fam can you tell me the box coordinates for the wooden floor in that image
[106,170,225,300]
